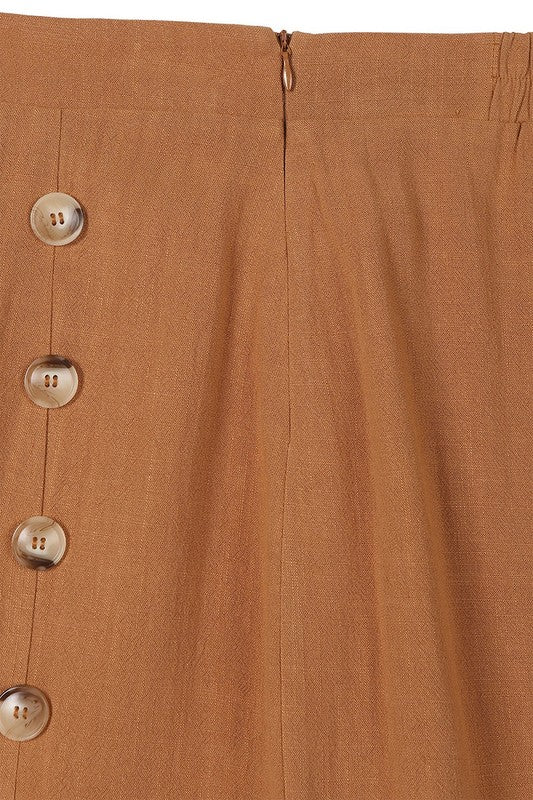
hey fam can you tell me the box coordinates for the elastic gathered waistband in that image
[291,30,532,121]
[0,12,531,121]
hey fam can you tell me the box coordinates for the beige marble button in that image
[0,685,50,741]
[12,515,67,570]
[24,355,79,408]
[30,191,84,245]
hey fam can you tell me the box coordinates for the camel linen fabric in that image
[0,11,531,800]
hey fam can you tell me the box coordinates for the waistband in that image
[0,12,531,121]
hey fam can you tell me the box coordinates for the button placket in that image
[1,179,85,744]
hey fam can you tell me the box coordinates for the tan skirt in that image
[0,12,531,800]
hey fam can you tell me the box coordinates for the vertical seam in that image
[523,32,533,122]
[488,32,504,120]
[279,42,291,800]
[12,107,63,800]
[39,108,62,517]
[491,31,502,79]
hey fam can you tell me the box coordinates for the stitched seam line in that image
[13,106,63,800]
[491,31,501,79]
[279,53,291,800]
